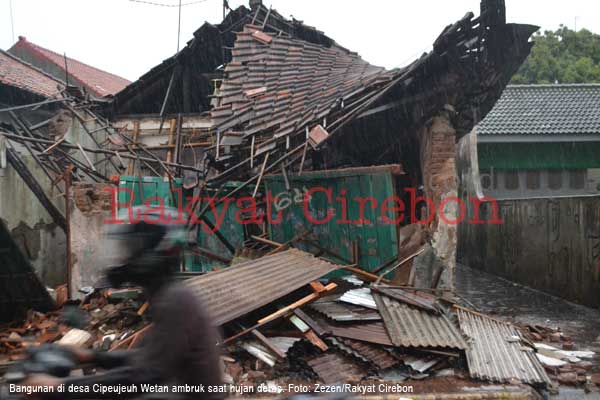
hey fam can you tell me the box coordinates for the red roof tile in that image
[10,37,130,97]
[0,50,62,98]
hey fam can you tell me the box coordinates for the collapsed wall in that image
[70,183,114,297]
[413,113,458,290]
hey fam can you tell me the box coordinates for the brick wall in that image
[73,183,113,215]
[417,113,458,290]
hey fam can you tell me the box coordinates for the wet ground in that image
[456,264,600,353]
[456,264,600,399]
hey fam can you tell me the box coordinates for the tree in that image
[511,26,600,84]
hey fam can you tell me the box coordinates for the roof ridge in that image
[19,38,130,83]
[508,83,600,88]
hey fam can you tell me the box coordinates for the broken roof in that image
[0,49,62,98]
[184,248,339,326]
[457,307,551,386]
[373,291,468,350]
[9,36,130,97]
[200,0,537,182]
[210,24,390,147]
[111,3,342,115]
[478,84,600,138]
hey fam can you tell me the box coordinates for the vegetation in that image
[511,26,600,84]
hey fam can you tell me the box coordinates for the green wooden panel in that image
[194,198,245,272]
[264,168,400,276]
[117,176,186,208]
[479,142,600,170]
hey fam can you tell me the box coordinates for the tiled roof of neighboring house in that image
[0,49,62,98]
[9,36,130,97]
[478,84,600,136]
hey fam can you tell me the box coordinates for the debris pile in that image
[2,246,598,397]
[519,325,598,389]
[0,288,148,368]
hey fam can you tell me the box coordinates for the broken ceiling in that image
[106,0,537,185]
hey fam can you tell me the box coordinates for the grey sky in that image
[1,0,599,82]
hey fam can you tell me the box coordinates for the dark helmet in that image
[104,206,186,288]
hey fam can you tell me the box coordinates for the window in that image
[481,174,492,190]
[526,171,541,190]
[569,170,585,190]
[504,171,519,190]
[548,170,563,190]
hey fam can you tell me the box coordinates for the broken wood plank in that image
[343,265,391,285]
[6,149,66,231]
[137,302,149,316]
[293,309,327,337]
[257,283,337,324]
[77,143,96,172]
[304,330,328,351]
[252,152,269,198]
[221,283,337,346]
[250,330,286,359]
[41,137,65,154]
[309,281,326,293]
[265,230,310,256]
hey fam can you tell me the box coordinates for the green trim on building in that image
[478,142,600,170]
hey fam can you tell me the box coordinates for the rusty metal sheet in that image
[457,307,551,386]
[373,292,467,350]
[307,353,367,384]
[319,320,393,346]
[372,286,438,313]
[185,249,339,326]
[333,338,399,370]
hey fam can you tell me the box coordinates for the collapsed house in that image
[106,0,537,290]
[9,0,595,397]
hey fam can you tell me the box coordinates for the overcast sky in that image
[1,0,599,82]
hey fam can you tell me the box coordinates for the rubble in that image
[2,0,595,397]
[3,247,600,397]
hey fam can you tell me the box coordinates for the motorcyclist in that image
[21,206,224,399]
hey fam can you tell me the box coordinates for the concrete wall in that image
[458,196,600,308]
[0,107,115,288]
[0,154,67,287]
[457,131,600,308]
[70,183,114,297]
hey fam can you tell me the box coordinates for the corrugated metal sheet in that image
[373,293,467,349]
[457,307,551,386]
[332,338,399,370]
[320,320,393,346]
[185,249,339,326]
[310,300,381,321]
[307,353,367,384]
[339,288,378,309]
[268,337,302,356]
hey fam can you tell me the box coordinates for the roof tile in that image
[0,50,61,98]
[11,37,130,97]
[478,84,600,136]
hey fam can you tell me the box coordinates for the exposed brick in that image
[73,183,114,215]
